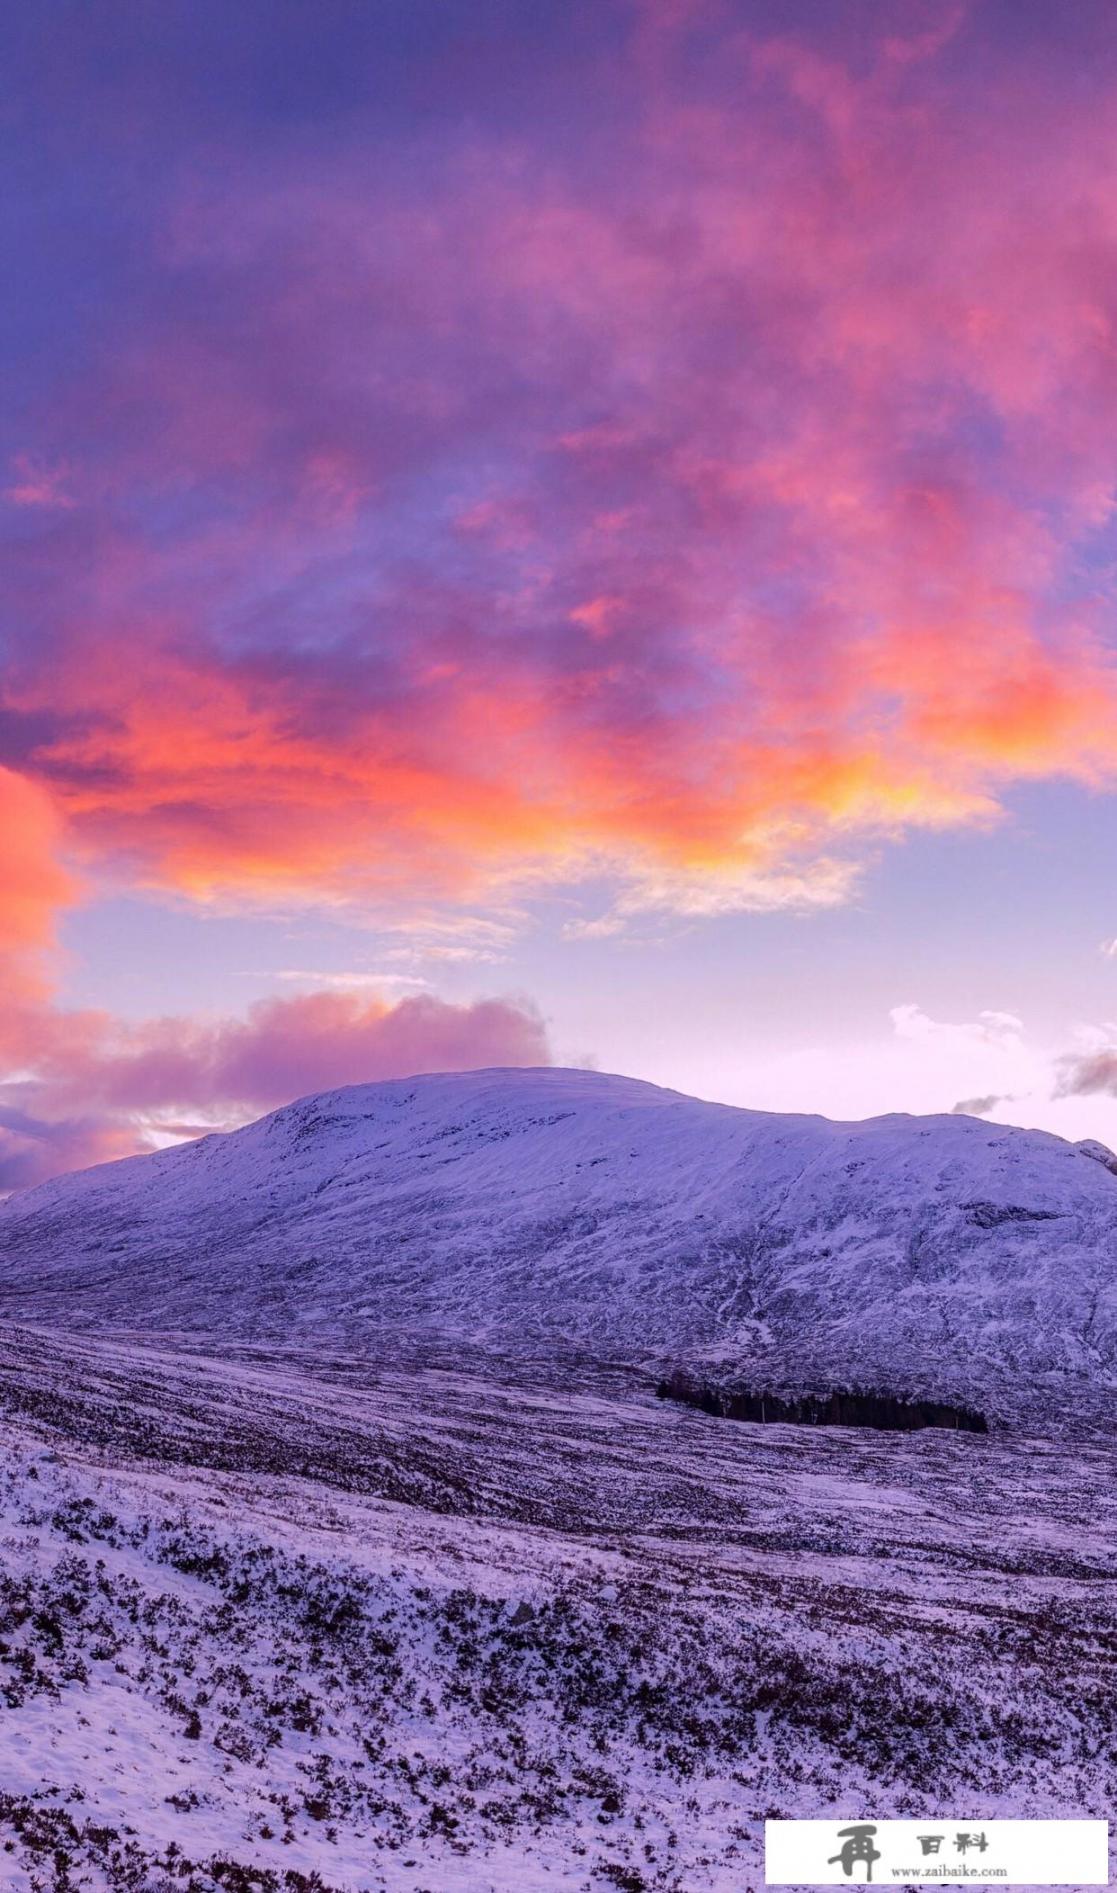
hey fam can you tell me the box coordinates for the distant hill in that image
[1,1066,1116,1417]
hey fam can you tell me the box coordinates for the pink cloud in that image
[4,456,74,510]
[7,3,1117,937]
[0,989,551,1190]
[49,61,1117,898]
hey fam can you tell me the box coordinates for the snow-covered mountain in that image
[2,1067,1116,1415]
[1,1075,1116,1888]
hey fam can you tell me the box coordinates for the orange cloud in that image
[0,768,74,1003]
[6,4,1117,932]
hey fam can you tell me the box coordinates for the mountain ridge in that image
[2,1066,1116,1420]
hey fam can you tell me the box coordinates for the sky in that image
[6,0,1117,1186]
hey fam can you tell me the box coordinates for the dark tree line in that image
[655,1375,988,1434]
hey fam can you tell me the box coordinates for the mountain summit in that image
[1,1066,1115,1413]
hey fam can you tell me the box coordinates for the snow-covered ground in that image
[0,1325,1113,1892]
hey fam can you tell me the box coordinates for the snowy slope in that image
[1,1067,1117,1410]
[0,1325,1112,1892]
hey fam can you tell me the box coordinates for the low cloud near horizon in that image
[950,1094,1014,1119]
[0,989,551,1193]
[1055,1049,1117,1100]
